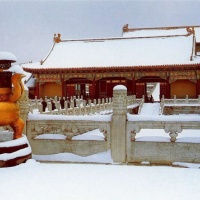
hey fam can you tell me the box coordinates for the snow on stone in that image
[152,83,160,101]
[135,128,200,143]
[173,162,200,168]
[33,150,113,164]
[72,129,105,141]
[7,64,31,80]
[28,113,112,121]
[0,134,27,148]
[0,135,31,161]
[139,102,160,115]
[34,134,66,140]
[0,52,17,62]
[128,112,200,122]
[164,103,200,106]
[34,129,105,141]
[7,64,24,74]
[113,84,127,90]
[135,129,171,142]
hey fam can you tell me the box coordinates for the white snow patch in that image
[28,113,112,121]
[0,52,17,62]
[33,150,113,164]
[1,160,200,200]
[113,85,127,90]
[72,129,105,141]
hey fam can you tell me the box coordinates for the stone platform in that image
[0,132,32,167]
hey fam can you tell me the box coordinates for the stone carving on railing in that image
[30,121,110,141]
[34,123,62,136]
[99,123,110,141]
[61,123,79,140]
[128,124,141,141]
[164,124,182,142]
[127,120,199,143]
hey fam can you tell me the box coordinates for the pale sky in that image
[0,0,200,64]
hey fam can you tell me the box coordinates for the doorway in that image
[146,82,160,102]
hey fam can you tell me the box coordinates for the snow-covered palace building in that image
[23,25,200,100]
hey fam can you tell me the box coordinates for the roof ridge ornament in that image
[186,27,195,36]
[54,33,61,43]
[122,24,129,32]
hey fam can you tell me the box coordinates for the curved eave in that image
[23,63,200,74]
[0,52,17,63]
[0,59,16,63]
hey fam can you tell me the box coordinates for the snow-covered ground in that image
[0,159,200,200]
[1,81,200,200]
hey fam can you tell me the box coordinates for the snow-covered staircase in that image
[139,103,160,115]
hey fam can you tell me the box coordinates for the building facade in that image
[22,25,200,100]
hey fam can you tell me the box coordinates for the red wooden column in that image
[61,79,65,97]
[166,76,170,98]
[95,80,100,99]
[89,78,96,99]
[132,77,136,95]
[196,79,200,97]
[35,81,40,98]
[91,78,96,99]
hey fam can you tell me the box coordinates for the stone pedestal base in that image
[0,134,32,167]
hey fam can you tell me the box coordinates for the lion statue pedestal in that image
[0,133,32,167]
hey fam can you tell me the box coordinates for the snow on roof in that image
[0,52,17,62]
[25,76,36,88]
[23,34,198,70]
[8,64,25,74]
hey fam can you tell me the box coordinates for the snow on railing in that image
[28,95,143,116]
[29,96,113,115]
[137,95,145,114]
[160,95,200,114]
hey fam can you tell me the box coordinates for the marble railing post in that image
[111,85,127,163]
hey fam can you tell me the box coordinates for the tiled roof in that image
[22,26,200,71]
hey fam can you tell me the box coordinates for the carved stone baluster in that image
[47,102,52,114]
[103,130,107,141]
[99,124,108,141]
[38,102,43,114]
[66,132,74,140]
[129,124,141,141]
[131,131,136,141]
[164,124,182,142]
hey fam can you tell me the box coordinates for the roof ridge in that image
[59,34,192,43]
[41,42,56,65]
[122,24,200,33]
